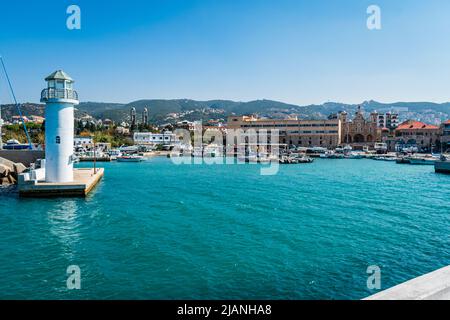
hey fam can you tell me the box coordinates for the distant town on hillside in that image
[1,99,450,126]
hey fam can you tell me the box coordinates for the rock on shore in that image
[0,157,26,185]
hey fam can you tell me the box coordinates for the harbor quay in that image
[18,167,104,197]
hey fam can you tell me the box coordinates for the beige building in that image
[395,120,439,152]
[227,115,342,148]
[339,107,379,147]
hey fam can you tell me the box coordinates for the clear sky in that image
[1,0,450,105]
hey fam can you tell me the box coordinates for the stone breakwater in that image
[0,157,26,185]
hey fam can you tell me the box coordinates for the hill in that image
[2,99,450,125]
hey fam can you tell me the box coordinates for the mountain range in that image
[2,99,450,125]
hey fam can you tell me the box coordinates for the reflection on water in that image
[47,200,81,260]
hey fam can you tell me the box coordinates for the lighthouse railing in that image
[41,88,78,101]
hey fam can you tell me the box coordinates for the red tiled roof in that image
[396,120,438,130]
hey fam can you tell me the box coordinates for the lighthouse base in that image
[18,168,104,197]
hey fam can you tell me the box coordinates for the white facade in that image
[41,70,79,183]
[133,131,178,145]
[377,112,399,129]
[74,136,93,147]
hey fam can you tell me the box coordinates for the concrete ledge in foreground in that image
[19,168,104,197]
[365,265,450,300]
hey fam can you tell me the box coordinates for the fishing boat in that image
[117,154,144,162]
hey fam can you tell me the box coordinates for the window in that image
[56,80,64,89]
[56,136,61,144]
[48,80,55,88]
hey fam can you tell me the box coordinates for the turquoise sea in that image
[0,157,449,299]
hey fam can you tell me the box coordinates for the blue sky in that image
[1,0,450,105]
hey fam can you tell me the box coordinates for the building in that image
[176,120,196,131]
[394,120,440,152]
[376,112,399,129]
[133,131,179,146]
[102,118,114,128]
[340,107,379,148]
[227,115,342,148]
[74,136,93,147]
[130,107,137,130]
[29,115,45,124]
[142,108,148,125]
[439,120,450,152]
[12,115,30,124]
[115,126,130,135]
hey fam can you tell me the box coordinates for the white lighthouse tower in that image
[40,70,79,183]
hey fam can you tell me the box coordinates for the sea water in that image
[0,158,449,299]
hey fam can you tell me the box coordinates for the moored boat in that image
[435,156,450,173]
[408,158,436,165]
[117,155,144,162]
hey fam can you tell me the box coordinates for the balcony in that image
[41,88,78,101]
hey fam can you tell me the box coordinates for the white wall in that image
[45,102,74,183]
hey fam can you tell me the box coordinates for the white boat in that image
[117,155,144,162]
[119,145,139,154]
[107,149,122,160]
[345,152,363,159]
[320,151,344,159]
[374,142,388,154]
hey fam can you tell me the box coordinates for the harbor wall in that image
[0,150,45,167]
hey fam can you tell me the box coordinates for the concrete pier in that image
[365,265,450,300]
[0,150,45,167]
[19,168,104,197]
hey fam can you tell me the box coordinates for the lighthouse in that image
[40,70,79,183]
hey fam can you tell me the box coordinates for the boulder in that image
[13,163,26,175]
[0,164,10,178]
[11,163,27,181]
[0,157,14,170]
[8,175,16,184]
